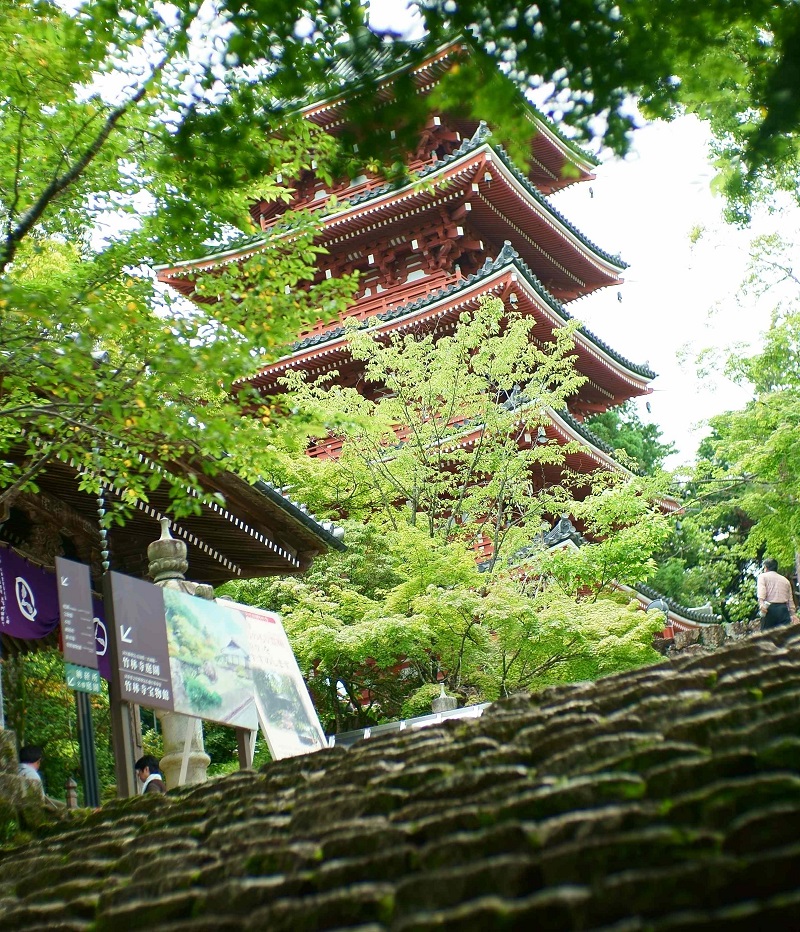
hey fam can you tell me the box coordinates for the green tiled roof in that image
[164,122,617,275]
[2,627,800,928]
[290,241,655,382]
[636,581,723,625]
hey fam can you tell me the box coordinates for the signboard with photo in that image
[107,571,319,749]
[164,588,257,730]
[219,600,327,759]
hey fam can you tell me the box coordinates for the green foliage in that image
[400,684,449,720]
[0,2,367,513]
[585,401,676,474]
[416,0,800,219]
[1,649,116,804]
[223,302,672,729]
[667,232,800,619]
[543,471,674,599]
[224,517,665,729]
[284,297,585,561]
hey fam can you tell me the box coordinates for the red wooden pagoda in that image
[156,41,657,555]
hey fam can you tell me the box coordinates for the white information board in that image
[217,600,326,759]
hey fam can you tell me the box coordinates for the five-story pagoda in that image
[156,41,656,555]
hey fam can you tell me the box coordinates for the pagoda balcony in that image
[296,270,453,341]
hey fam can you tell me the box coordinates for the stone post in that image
[431,684,458,713]
[147,519,211,790]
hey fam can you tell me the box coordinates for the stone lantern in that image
[146,518,212,789]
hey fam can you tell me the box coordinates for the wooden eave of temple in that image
[338,406,635,481]
[0,448,344,590]
[154,130,619,306]
[298,39,598,194]
[243,245,653,417]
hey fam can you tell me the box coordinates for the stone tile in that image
[3,630,800,930]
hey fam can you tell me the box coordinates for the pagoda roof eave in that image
[433,405,636,476]
[297,37,599,171]
[155,133,624,286]
[298,39,460,122]
[547,408,631,475]
[520,108,598,178]
[248,245,654,392]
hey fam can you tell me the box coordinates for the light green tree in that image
[0,1,372,513]
[224,298,673,728]
[655,232,800,618]
[283,297,585,562]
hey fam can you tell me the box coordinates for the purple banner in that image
[0,547,111,680]
[0,547,61,639]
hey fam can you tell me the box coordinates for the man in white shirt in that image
[757,558,797,630]
[18,745,64,809]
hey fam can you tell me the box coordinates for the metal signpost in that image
[56,557,102,807]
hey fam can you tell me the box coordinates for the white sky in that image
[367,0,798,469]
[556,117,798,468]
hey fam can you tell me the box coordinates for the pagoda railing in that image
[296,270,453,341]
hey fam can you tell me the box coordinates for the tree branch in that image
[0,49,171,273]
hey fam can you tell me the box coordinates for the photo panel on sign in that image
[218,599,327,759]
[164,588,257,730]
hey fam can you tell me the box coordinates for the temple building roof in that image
[2,627,800,928]
[247,244,654,406]
[0,448,344,586]
[155,127,622,302]
[298,39,600,188]
[633,581,724,627]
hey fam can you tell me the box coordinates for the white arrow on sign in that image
[120,625,133,644]
[60,575,69,586]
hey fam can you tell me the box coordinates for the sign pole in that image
[103,571,137,797]
[236,727,257,769]
[75,690,101,807]
[55,556,104,804]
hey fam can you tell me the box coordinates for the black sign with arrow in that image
[56,557,98,669]
[109,571,174,710]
